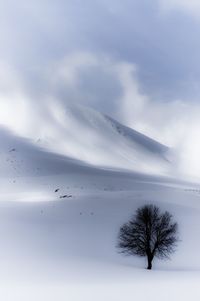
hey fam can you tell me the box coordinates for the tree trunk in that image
[147,255,153,270]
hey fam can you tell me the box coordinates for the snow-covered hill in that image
[0,126,93,178]
[0,102,172,175]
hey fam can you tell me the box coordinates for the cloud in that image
[1,0,200,104]
[43,52,123,116]
[160,0,200,17]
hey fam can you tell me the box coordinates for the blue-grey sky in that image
[0,0,200,101]
[0,0,200,100]
[1,0,200,150]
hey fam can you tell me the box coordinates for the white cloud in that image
[160,0,200,17]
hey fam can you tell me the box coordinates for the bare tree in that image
[118,204,178,270]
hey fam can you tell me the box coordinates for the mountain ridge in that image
[0,102,172,175]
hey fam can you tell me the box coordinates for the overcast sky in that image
[1,0,200,154]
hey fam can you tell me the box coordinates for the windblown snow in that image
[0,102,200,301]
[0,102,172,174]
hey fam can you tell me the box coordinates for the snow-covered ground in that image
[0,103,200,300]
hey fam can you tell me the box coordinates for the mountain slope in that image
[1,102,172,175]
[36,103,172,173]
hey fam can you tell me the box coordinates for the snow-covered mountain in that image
[0,102,172,176]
